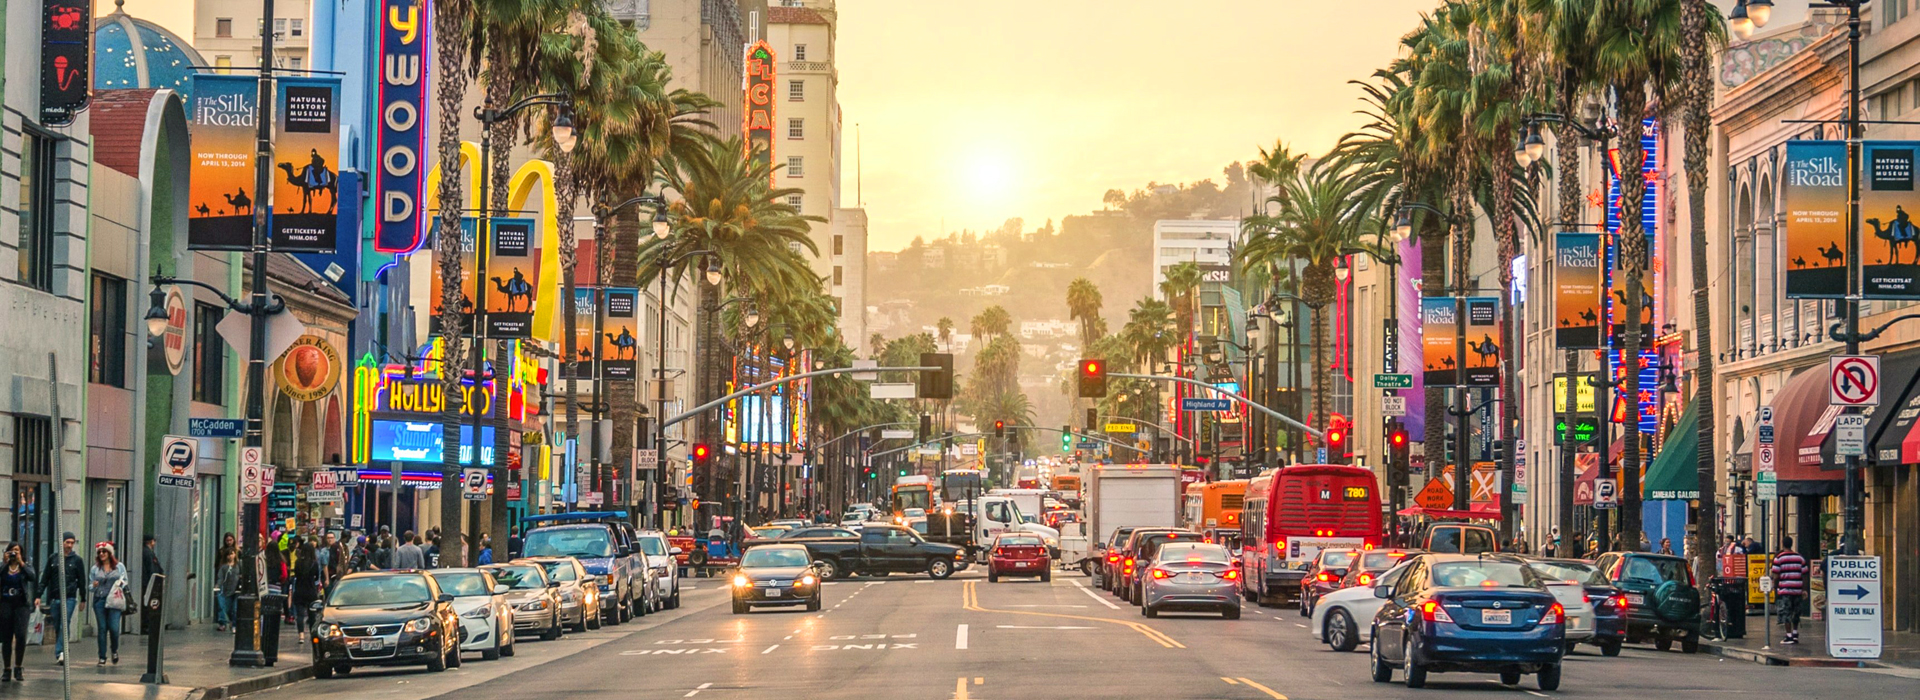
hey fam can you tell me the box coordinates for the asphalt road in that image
[240,569,1920,699]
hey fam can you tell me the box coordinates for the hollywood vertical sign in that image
[376,0,431,253]
[745,41,776,176]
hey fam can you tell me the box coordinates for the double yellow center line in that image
[961,580,1184,648]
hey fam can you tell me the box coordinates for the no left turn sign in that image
[1830,356,1880,406]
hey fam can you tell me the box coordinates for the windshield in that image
[1621,556,1691,585]
[328,576,431,606]
[1430,562,1537,588]
[1157,544,1232,563]
[429,572,491,597]
[1530,561,1607,586]
[485,565,546,590]
[537,561,579,581]
[1319,550,1357,568]
[636,537,667,556]
[523,527,613,558]
[1429,527,1497,554]
[997,536,1042,547]
[742,548,811,568]
[1360,552,1410,570]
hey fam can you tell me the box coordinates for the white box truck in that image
[1071,465,1181,576]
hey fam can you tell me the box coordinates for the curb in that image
[1701,640,1891,669]
[187,664,313,700]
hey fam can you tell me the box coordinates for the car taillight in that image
[1220,570,1240,581]
[1357,573,1373,585]
[1316,572,1333,582]
[1541,603,1564,626]
[1610,594,1628,611]
[1107,553,1120,563]
[1150,569,1171,580]
[1420,601,1454,623]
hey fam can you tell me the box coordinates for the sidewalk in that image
[10,623,311,700]
[1703,614,1920,669]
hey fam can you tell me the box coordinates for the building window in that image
[90,274,127,388]
[787,194,804,213]
[13,416,51,477]
[1887,0,1910,26]
[833,234,844,256]
[833,266,843,286]
[273,18,287,37]
[290,57,303,70]
[193,302,227,404]
[17,129,57,292]
[793,44,807,61]
[215,55,233,73]
[788,118,804,139]
[789,79,804,101]
[787,156,805,177]
[216,18,233,37]
[290,18,303,36]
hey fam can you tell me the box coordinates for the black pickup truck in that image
[761,525,969,581]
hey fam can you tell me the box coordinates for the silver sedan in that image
[1140,543,1242,619]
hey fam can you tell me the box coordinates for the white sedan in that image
[1309,561,1415,652]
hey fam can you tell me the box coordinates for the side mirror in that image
[620,546,636,557]
[437,593,455,604]
[548,581,561,589]
[492,584,509,595]
[670,547,684,555]
[1372,584,1392,599]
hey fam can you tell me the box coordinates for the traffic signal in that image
[919,352,954,399]
[691,443,712,465]
[1327,425,1347,458]
[919,413,933,441]
[898,467,909,477]
[1061,426,1073,453]
[994,420,1005,438]
[1387,423,1410,460]
[1077,358,1107,398]
[1085,408,1098,432]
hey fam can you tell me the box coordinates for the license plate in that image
[1482,609,1512,625]
[351,638,386,651]
[1626,593,1645,605]
[765,589,782,597]
[1181,573,1207,583]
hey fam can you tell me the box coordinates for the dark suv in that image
[521,512,646,625]
[1591,551,1700,653]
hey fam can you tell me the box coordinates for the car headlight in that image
[462,606,492,619]
[799,574,817,586]
[319,623,342,638]
[732,574,751,588]
[520,599,549,611]
[403,618,434,634]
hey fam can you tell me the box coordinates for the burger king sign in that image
[278,335,342,402]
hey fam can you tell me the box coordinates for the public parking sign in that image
[158,435,197,490]
[1825,555,1882,659]
[462,467,489,500]
[1593,478,1618,509]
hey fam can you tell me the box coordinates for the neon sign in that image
[744,40,775,173]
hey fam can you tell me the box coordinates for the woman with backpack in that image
[88,543,128,665]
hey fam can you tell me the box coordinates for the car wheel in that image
[1369,639,1394,683]
[313,658,334,679]
[1041,568,1052,583]
[1500,671,1521,686]
[1564,642,1576,656]
[731,599,747,615]
[989,571,999,583]
[1681,631,1700,654]
[336,665,352,675]
[588,606,603,630]
[501,627,516,657]
[1223,605,1241,620]
[669,588,681,609]
[446,641,462,669]
[618,594,634,622]
[806,595,821,612]
[1300,595,1312,617]
[1403,637,1427,688]
[1600,640,1622,657]
[483,634,502,661]
[928,559,954,580]
[1142,603,1157,618]
[1654,634,1674,652]
[427,647,447,673]
[1537,663,1562,691]
[542,614,562,641]
[1327,609,1358,652]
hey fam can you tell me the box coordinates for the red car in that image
[988,533,1052,582]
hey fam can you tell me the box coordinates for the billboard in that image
[481,217,539,338]
[599,288,640,380]
[745,41,776,173]
[1554,232,1604,348]
[1421,297,1458,388]
[369,419,495,466]
[1861,141,1920,298]
[1784,141,1848,298]
[271,76,342,252]
[374,0,431,253]
[187,74,260,250]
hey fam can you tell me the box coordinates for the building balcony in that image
[604,0,652,28]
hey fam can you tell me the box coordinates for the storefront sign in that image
[40,0,89,125]
[1554,232,1604,348]
[1784,141,1848,298]
[271,76,343,251]
[278,335,343,401]
[374,0,431,252]
[160,286,188,375]
[369,419,496,466]
[186,74,260,250]
[381,377,494,416]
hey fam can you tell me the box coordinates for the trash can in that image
[1710,577,1746,639]
[259,593,285,665]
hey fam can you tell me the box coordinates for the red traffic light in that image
[1327,428,1346,448]
[692,444,712,462]
[1388,428,1409,448]
[1083,359,1102,375]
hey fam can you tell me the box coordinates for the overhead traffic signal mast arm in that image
[662,365,942,428]
[1111,372,1326,440]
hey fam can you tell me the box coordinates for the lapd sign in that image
[1825,555,1882,659]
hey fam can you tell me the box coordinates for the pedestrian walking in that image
[425,531,441,568]
[215,548,237,632]
[1770,536,1807,644]
[88,543,128,665]
[291,540,322,636]
[1658,537,1675,555]
[478,535,494,565]
[36,532,84,664]
[0,544,38,680]
[394,532,426,570]
[371,533,394,570]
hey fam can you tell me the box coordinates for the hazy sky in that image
[127,1,1788,252]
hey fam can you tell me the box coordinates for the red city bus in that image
[1238,464,1382,606]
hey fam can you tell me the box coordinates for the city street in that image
[237,569,1919,700]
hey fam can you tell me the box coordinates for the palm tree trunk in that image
[1493,160,1520,540]
[1682,0,1720,592]
[1312,306,1330,439]
[555,150,582,526]
[1420,218,1448,476]
[1555,80,1584,549]
[433,4,471,567]
[608,213,640,517]
[1616,84,1649,552]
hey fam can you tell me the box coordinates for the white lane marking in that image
[1526,692,1549,698]
[1071,580,1121,610]
[783,636,792,640]
[956,623,969,650]
[994,625,1094,629]
[762,644,779,654]
[915,580,938,583]
[1294,623,1308,628]
[1006,604,1087,608]
[685,682,713,697]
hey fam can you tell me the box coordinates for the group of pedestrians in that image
[0,533,148,678]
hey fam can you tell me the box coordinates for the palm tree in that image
[969,306,1012,340]
[1120,297,1178,370]
[1247,141,1307,210]
[1591,0,1686,549]
[1240,159,1385,435]
[431,0,478,566]
[1678,0,1727,586]
[1159,261,1204,343]
[936,317,954,351]
[1066,278,1104,348]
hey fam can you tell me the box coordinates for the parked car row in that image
[309,514,686,678]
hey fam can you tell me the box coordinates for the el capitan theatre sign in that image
[745,41,775,173]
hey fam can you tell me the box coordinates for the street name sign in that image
[1180,397,1232,412]
[1374,373,1413,389]
[1829,355,1880,406]
[1825,555,1882,659]
[188,418,245,438]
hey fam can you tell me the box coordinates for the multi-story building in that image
[1153,219,1238,284]
[193,0,313,73]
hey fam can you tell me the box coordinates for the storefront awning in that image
[1769,365,1844,495]
[1644,402,1700,500]
[1826,348,1920,469]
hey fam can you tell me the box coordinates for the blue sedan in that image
[1368,554,1567,690]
